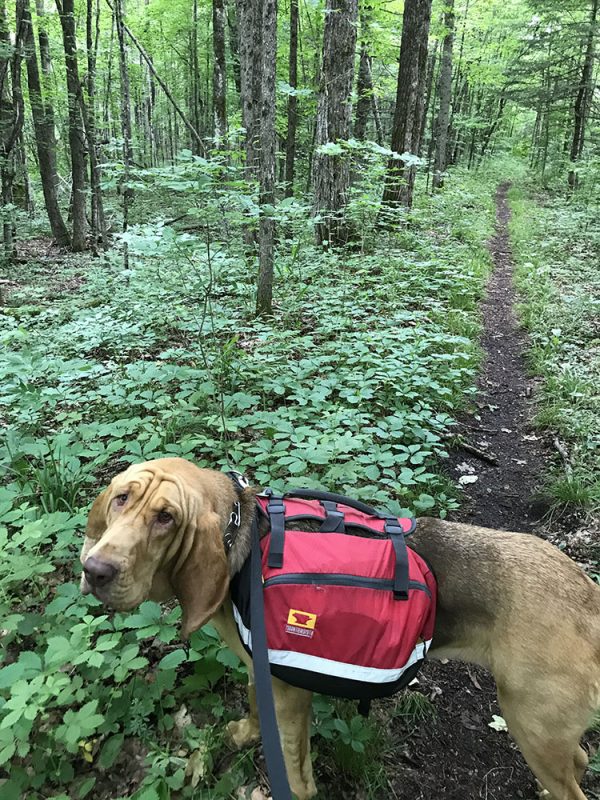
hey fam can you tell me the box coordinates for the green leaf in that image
[157,650,188,670]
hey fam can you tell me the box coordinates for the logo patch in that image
[285,609,317,638]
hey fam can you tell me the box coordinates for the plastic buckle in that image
[229,500,241,529]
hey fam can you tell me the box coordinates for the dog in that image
[80,457,600,800]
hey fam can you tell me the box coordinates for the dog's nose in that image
[83,556,118,589]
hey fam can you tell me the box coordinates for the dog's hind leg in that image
[497,686,589,800]
[227,675,261,748]
[273,678,317,800]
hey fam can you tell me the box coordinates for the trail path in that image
[386,183,550,800]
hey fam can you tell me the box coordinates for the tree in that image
[0,0,25,261]
[57,0,88,252]
[114,0,133,267]
[381,0,433,210]
[354,8,383,145]
[212,0,227,144]
[568,0,598,189]
[20,0,70,247]
[284,0,298,196]
[255,0,277,315]
[312,0,358,246]
[433,0,455,189]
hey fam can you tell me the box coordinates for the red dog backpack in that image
[230,489,437,702]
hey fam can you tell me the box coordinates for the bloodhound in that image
[80,457,600,800]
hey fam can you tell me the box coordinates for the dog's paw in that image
[536,780,552,800]
[227,717,260,748]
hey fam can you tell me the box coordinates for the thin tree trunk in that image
[568,0,598,189]
[190,0,202,151]
[432,0,455,189]
[84,0,107,249]
[354,44,372,141]
[114,0,133,267]
[381,0,433,210]
[57,0,88,251]
[21,0,70,246]
[256,0,277,315]
[226,0,241,95]
[0,0,24,261]
[419,38,438,158]
[312,0,358,246]
[212,0,227,143]
[284,0,298,196]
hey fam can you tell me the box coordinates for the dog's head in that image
[80,458,240,637]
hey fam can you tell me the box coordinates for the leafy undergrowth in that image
[510,185,600,518]
[0,165,499,799]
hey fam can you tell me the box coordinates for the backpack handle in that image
[283,488,388,518]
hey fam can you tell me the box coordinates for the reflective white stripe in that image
[232,605,431,684]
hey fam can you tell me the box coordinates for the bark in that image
[432,0,455,190]
[114,0,133,267]
[57,0,88,252]
[85,0,107,248]
[21,0,70,246]
[212,0,227,143]
[284,0,298,196]
[0,0,24,261]
[381,0,432,210]
[568,0,598,189]
[312,0,358,247]
[190,0,203,151]
[354,45,372,141]
[237,0,263,178]
[226,0,241,95]
[255,0,277,315]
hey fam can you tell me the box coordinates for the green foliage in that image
[0,161,499,796]
[510,184,600,513]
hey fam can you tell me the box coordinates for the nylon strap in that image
[266,495,286,568]
[319,500,345,532]
[385,518,409,600]
[250,515,293,800]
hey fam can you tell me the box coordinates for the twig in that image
[448,434,499,465]
[553,437,573,477]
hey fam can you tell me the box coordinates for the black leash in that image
[249,514,293,800]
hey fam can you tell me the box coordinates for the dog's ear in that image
[173,510,229,639]
[86,488,110,540]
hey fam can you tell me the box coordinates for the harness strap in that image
[319,500,345,533]
[266,494,286,569]
[250,515,293,799]
[385,518,410,600]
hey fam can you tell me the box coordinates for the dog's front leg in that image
[227,672,261,747]
[272,677,317,800]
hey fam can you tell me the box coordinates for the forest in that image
[0,0,599,798]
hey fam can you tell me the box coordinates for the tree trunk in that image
[284,0,298,196]
[212,0,227,144]
[568,0,598,189]
[57,0,88,252]
[114,0,133,267]
[85,0,107,249]
[190,0,203,152]
[21,0,70,247]
[432,0,455,190]
[381,0,432,211]
[0,0,24,261]
[237,0,263,179]
[226,0,241,95]
[255,0,277,315]
[312,0,358,247]
[354,44,372,141]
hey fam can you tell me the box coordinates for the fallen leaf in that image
[186,745,210,788]
[488,714,508,732]
[174,704,192,731]
[458,475,479,485]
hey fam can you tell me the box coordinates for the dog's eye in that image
[157,511,173,525]
[115,493,128,506]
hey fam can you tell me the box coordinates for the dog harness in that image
[227,481,437,800]
[230,488,437,700]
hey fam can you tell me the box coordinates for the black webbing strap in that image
[385,518,409,600]
[266,495,286,569]
[284,488,385,518]
[319,500,345,532]
[250,516,293,800]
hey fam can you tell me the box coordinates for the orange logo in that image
[287,609,317,629]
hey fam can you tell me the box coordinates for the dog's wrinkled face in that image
[80,458,232,637]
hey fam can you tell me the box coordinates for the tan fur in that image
[81,458,600,800]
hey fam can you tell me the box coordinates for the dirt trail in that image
[449,182,547,530]
[384,183,548,800]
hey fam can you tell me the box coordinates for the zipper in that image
[263,572,431,598]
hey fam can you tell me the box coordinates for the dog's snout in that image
[83,556,118,589]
